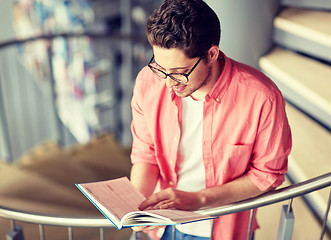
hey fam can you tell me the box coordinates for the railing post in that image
[172,225,176,240]
[39,224,45,240]
[320,188,331,240]
[6,220,24,240]
[134,232,143,240]
[277,199,294,240]
[99,228,104,240]
[68,227,73,240]
[247,209,254,240]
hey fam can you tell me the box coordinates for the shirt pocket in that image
[216,143,254,182]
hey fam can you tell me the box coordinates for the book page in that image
[146,209,212,224]
[79,177,146,220]
[122,209,213,227]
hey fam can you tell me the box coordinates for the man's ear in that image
[207,45,220,63]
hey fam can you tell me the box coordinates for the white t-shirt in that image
[175,96,212,237]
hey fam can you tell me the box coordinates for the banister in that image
[0,172,330,228]
[0,210,112,228]
[198,171,331,216]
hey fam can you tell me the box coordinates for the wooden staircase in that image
[258,0,331,237]
[0,134,133,239]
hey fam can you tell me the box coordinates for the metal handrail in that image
[0,172,330,228]
[198,171,331,216]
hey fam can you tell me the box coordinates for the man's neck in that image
[215,56,225,81]
[190,57,225,101]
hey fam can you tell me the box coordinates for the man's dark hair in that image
[146,0,221,59]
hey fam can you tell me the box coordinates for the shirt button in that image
[216,98,220,102]
[169,181,174,186]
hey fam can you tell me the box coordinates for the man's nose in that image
[165,77,178,88]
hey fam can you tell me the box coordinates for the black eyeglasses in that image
[148,55,203,84]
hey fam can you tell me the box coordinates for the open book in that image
[76,177,214,229]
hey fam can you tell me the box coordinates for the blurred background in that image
[0,0,330,239]
[0,0,282,161]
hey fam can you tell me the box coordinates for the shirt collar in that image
[206,51,232,103]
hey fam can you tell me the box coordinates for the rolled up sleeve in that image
[247,93,292,191]
[130,70,157,166]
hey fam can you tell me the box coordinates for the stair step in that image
[285,103,331,230]
[275,8,331,47]
[259,47,331,129]
[273,8,331,62]
[282,0,331,11]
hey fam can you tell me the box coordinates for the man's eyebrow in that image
[154,60,190,71]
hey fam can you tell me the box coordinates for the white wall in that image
[205,0,280,68]
[0,0,15,42]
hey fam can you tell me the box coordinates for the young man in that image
[130,0,292,239]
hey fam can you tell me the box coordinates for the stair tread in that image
[286,103,331,227]
[282,0,331,10]
[274,8,331,47]
[286,103,331,178]
[259,47,331,115]
[285,103,331,205]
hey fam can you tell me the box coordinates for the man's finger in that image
[150,199,174,210]
[132,225,165,232]
[139,191,168,210]
[132,226,145,232]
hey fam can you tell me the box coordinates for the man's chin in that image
[175,91,190,98]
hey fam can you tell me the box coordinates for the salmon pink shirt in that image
[130,52,292,240]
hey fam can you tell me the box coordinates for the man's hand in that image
[132,189,203,233]
[132,225,165,233]
[139,188,204,211]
